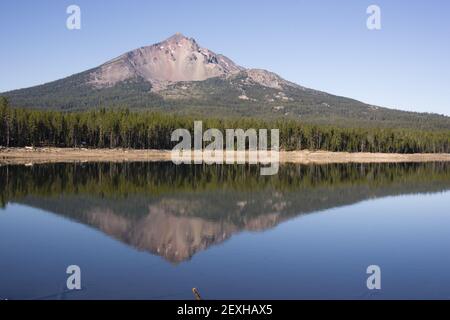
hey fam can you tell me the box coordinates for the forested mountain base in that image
[1,97,449,153]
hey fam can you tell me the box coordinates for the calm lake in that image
[1,162,450,300]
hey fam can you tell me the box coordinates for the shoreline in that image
[1,147,450,165]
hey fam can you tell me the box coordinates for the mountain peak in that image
[165,32,190,42]
[88,33,242,90]
[156,32,199,51]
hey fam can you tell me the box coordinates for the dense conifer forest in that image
[1,97,449,153]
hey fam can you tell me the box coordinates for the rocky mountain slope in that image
[88,33,244,90]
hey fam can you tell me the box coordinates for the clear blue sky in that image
[1,0,449,115]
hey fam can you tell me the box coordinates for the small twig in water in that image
[192,288,202,300]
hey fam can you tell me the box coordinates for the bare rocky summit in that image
[87,33,297,93]
[89,33,244,91]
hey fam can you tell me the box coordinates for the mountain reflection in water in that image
[1,162,450,263]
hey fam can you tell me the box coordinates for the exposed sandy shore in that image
[0,148,172,165]
[1,147,450,165]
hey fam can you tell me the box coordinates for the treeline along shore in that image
[1,97,450,154]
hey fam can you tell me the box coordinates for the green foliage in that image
[0,104,449,153]
[4,74,450,131]
[0,96,10,147]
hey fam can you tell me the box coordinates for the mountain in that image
[89,33,244,90]
[3,33,450,129]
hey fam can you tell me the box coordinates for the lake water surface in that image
[1,162,450,299]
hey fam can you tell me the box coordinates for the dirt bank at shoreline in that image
[1,147,450,165]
